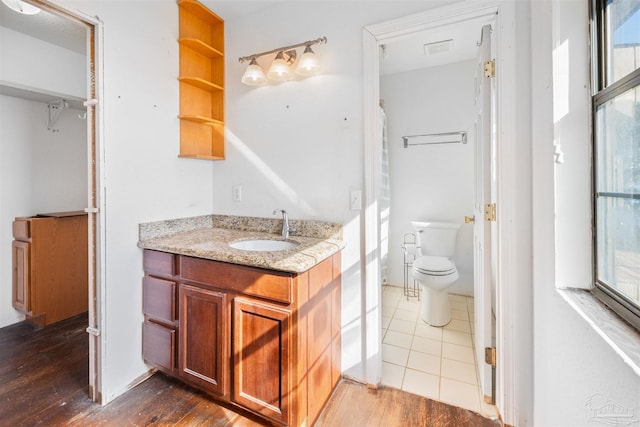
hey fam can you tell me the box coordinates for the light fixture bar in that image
[239,36,327,63]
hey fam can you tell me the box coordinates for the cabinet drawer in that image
[143,250,176,277]
[143,320,176,372]
[12,219,30,240]
[143,276,176,323]
[181,257,292,304]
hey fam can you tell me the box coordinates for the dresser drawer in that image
[12,219,30,240]
[180,256,293,304]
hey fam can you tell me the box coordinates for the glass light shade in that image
[267,52,292,82]
[241,58,266,86]
[1,0,40,14]
[295,45,320,77]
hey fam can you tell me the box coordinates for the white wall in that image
[0,24,89,328]
[532,1,640,425]
[0,96,87,328]
[212,0,450,381]
[0,27,86,98]
[48,0,216,402]
[380,61,475,295]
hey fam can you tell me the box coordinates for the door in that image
[178,284,228,397]
[232,297,291,425]
[473,23,495,404]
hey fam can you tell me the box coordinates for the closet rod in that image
[402,131,467,148]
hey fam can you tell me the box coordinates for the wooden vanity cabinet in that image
[141,249,342,427]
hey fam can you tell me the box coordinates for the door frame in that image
[31,0,104,403]
[362,0,524,422]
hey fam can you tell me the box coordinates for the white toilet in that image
[410,221,461,327]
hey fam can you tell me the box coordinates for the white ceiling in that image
[0,0,284,55]
[0,1,494,75]
[203,0,285,20]
[379,14,496,76]
[0,1,86,53]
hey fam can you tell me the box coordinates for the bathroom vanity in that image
[138,215,344,427]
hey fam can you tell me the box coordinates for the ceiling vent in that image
[424,39,453,55]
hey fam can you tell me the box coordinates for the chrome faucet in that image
[273,209,291,238]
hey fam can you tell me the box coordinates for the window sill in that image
[558,288,640,377]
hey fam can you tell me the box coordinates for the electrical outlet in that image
[232,185,242,202]
[350,190,362,210]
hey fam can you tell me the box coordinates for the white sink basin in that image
[229,239,299,252]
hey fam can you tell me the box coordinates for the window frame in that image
[591,0,640,330]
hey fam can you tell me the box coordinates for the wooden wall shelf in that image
[178,38,223,58]
[177,0,225,160]
[178,77,223,93]
[178,115,224,126]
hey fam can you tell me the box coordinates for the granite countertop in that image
[138,214,345,274]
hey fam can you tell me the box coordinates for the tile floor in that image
[381,285,498,418]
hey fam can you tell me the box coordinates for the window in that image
[592,0,640,329]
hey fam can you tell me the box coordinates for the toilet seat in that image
[413,256,457,276]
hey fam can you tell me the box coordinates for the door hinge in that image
[484,60,496,78]
[484,203,496,222]
[485,347,496,366]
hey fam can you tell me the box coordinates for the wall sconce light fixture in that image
[239,36,327,86]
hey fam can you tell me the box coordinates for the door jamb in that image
[362,1,524,423]
[30,0,104,403]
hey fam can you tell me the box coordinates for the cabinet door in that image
[232,297,291,425]
[178,284,228,397]
[12,241,30,314]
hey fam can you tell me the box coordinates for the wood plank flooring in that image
[0,314,501,426]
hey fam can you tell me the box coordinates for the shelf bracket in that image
[47,100,69,132]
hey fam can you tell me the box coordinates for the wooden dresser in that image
[12,211,88,327]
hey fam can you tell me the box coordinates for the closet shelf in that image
[178,77,223,93]
[178,38,223,58]
[0,81,85,110]
[178,115,224,126]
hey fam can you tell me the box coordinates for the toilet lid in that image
[413,256,457,275]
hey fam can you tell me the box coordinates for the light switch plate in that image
[232,185,242,202]
[350,190,362,210]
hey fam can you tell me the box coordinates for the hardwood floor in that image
[0,314,501,426]
[314,381,501,427]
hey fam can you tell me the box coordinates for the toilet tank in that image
[411,221,461,257]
